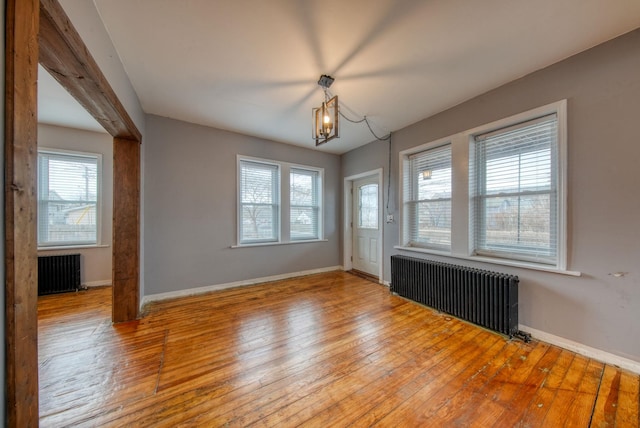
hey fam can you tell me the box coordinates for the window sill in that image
[38,244,110,251]
[394,245,581,277]
[231,239,328,249]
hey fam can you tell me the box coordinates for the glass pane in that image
[358,184,378,229]
[240,161,279,243]
[405,144,452,250]
[290,207,318,240]
[413,199,451,247]
[485,149,551,195]
[241,204,277,241]
[241,162,277,204]
[482,194,554,255]
[473,114,558,262]
[290,168,320,240]
[38,152,99,245]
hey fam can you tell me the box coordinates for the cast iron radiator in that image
[38,254,81,295]
[390,255,519,337]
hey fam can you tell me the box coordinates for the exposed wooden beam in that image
[38,0,141,142]
[37,0,142,323]
[112,137,141,322]
[5,0,143,422]
[4,0,40,425]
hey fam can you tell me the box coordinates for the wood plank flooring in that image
[38,271,640,427]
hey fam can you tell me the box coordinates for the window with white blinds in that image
[239,160,280,244]
[37,149,101,247]
[290,168,321,240]
[471,114,558,264]
[399,100,567,272]
[403,144,452,250]
[238,157,324,246]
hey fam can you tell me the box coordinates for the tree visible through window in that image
[239,160,280,243]
[37,150,100,246]
[238,157,323,245]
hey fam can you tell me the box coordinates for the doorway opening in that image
[343,169,383,282]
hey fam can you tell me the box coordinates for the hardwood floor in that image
[38,271,639,427]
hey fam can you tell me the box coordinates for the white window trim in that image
[237,156,282,245]
[398,100,576,275]
[37,147,103,249]
[401,139,453,251]
[235,155,324,247]
[290,165,324,241]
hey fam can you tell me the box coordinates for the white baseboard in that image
[519,324,640,375]
[83,280,111,288]
[141,266,343,307]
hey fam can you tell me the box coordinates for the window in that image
[237,156,323,246]
[358,183,378,229]
[37,149,101,247]
[471,114,558,265]
[290,168,321,240]
[403,144,452,251]
[399,100,567,272]
[239,160,280,244]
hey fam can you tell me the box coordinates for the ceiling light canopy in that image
[313,75,339,146]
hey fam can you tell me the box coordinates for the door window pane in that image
[358,184,378,229]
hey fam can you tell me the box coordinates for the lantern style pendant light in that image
[313,75,339,146]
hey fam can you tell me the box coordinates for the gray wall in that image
[342,29,640,363]
[37,124,113,286]
[143,115,341,295]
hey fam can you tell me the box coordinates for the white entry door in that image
[352,176,380,278]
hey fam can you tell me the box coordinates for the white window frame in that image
[290,166,323,241]
[37,147,103,248]
[402,141,452,252]
[398,100,575,275]
[237,158,281,245]
[236,155,324,247]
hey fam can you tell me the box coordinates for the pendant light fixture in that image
[313,74,339,146]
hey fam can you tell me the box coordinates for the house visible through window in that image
[238,156,323,246]
[37,149,101,247]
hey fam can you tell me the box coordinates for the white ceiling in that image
[39,0,640,154]
[38,64,107,134]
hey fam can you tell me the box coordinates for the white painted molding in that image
[141,266,343,307]
[84,280,111,288]
[519,324,640,375]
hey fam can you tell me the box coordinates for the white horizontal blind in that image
[37,150,100,246]
[290,168,320,240]
[404,144,452,250]
[471,114,558,264]
[239,160,280,243]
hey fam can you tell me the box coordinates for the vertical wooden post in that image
[4,0,40,425]
[112,137,140,323]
